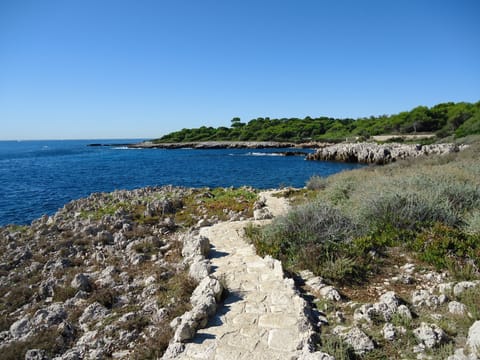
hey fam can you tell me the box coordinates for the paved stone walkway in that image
[176,191,315,360]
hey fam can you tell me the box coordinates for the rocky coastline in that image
[0,186,256,359]
[111,140,469,165]
[1,184,480,359]
[126,141,331,149]
[306,142,468,164]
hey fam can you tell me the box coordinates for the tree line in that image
[154,101,480,143]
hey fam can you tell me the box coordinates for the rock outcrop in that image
[306,142,467,164]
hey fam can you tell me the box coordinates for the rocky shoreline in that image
[126,141,331,149]
[0,186,256,359]
[103,140,470,165]
[306,142,468,164]
[1,185,480,359]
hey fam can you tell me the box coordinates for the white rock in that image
[449,301,468,315]
[437,282,454,294]
[9,316,31,339]
[254,207,273,220]
[78,302,109,331]
[319,286,341,302]
[182,234,210,259]
[333,326,375,354]
[397,304,413,319]
[31,303,67,327]
[188,259,211,282]
[467,320,480,355]
[402,263,416,274]
[144,275,156,286]
[25,349,48,360]
[454,281,478,297]
[382,323,396,341]
[446,348,475,360]
[413,322,448,349]
[71,273,92,292]
[305,276,326,293]
[412,289,440,308]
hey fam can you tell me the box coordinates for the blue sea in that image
[0,140,363,226]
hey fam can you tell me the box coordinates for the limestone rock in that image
[182,234,210,259]
[382,323,397,341]
[71,273,92,292]
[446,348,478,360]
[454,281,478,297]
[467,320,480,355]
[319,286,341,302]
[31,303,67,327]
[188,259,211,282]
[306,142,465,164]
[413,322,448,349]
[10,316,31,339]
[333,326,375,354]
[78,302,109,331]
[25,349,49,360]
[254,207,273,220]
[412,289,442,308]
[449,301,468,315]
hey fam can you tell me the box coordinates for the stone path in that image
[175,191,316,360]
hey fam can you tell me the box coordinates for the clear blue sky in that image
[1,0,479,140]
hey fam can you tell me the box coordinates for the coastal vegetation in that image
[155,101,480,143]
[247,138,480,358]
[249,140,480,282]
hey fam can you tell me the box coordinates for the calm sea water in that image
[0,140,363,226]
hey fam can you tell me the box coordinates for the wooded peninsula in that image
[154,101,480,143]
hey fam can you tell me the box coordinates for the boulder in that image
[333,326,375,355]
[382,323,396,341]
[10,316,31,339]
[454,281,478,297]
[71,273,92,292]
[78,302,109,331]
[467,320,480,355]
[188,259,211,282]
[449,301,468,316]
[25,349,49,360]
[182,234,210,259]
[31,303,67,327]
[413,322,448,349]
[253,207,273,220]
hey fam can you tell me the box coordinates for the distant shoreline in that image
[125,140,331,149]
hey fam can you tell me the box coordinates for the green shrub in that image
[457,285,480,321]
[413,223,480,272]
[360,191,458,231]
[53,286,77,302]
[247,201,370,282]
[90,288,118,309]
[1,328,70,360]
[319,334,357,360]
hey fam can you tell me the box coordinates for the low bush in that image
[306,175,327,191]
[412,223,480,273]
[247,200,372,283]
[360,191,459,231]
[1,328,69,360]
